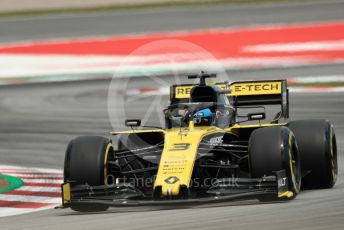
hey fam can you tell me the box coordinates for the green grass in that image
[0,0,298,17]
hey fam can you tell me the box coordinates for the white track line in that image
[2,173,63,178]
[0,165,62,173]
[0,194,60,204]
[244,40,344,52]
[290,87,344,93]
[0,54,341,78]
[288,75,344,83]
[16,186,61,192]
[21,179,63,184]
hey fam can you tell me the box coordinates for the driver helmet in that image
[193,108,214,126]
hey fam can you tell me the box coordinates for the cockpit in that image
[165,82,234,129]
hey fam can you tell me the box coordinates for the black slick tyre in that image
[64,136,113,212]
[288,120,337,189]
[249,126,301,200]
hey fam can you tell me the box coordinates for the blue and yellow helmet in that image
[193,108,214,126]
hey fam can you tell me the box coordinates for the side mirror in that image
[125,119,141,127]
[247,112,266,121]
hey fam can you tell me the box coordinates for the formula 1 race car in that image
[60,72,338,212]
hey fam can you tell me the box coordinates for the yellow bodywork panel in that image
[227,123,285,137]
[153,122,223,196]
[62,182,71,204]
[278,191,294,198]
[112,122,287,197]
[229,123,285,130]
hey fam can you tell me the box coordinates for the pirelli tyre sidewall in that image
[64,136,113,212]
[249,126,301,199]
[288,120,338,189]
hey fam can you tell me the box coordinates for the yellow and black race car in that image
[60,72,338,212]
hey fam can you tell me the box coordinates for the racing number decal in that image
[169,143,191,151]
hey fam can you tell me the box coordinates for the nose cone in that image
[153,127,204,197]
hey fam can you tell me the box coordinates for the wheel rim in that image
[330,128,338,184]
[289,134,301,193]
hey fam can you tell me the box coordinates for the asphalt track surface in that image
[0,0,344,43]
[1,0,344,229]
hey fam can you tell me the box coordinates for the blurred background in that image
[0,0,344,228]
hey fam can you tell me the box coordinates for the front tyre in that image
[249,126,301,200]
[64,136,113,212]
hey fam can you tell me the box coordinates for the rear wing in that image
[230,80,289,118]
[170,80,289,118]
[170,82,228,102]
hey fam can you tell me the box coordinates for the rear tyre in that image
[288,120,337,189]
[249,126,301,201]
[64,136,113,212]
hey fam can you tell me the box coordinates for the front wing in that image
[59,170,292,208]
